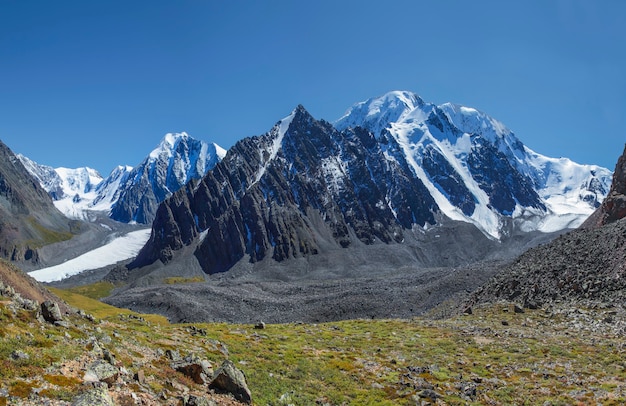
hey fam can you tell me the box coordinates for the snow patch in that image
[29,229,152,282]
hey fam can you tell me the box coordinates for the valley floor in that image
[2,283,625,405]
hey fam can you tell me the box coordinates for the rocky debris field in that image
[103,261,505,324]
[469,217,626,309]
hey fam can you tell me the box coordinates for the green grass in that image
[24,217,73,248]
[49,286,168,324]
[164,275,205,284]
[57,281,116,300]
[2,289,625,405]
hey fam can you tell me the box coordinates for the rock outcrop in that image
[583,144,626,227]
[209,360,252,404]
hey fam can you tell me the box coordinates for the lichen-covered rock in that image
[208,360,251,404]
[84,360,119,387]
[72,384,113,406]
[41,300,63,323]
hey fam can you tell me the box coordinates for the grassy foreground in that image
[1,286,625,405]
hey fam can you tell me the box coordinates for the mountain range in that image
[126,91,610,280]
[18,132,226,225]
[1,90,612,286]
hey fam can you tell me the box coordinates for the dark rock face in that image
[467,137,544,215]
[584,144,626,227]
[0,140,74,261]
[132,106,439,274]
[421,143,476,216]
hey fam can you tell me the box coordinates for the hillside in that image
[1,268,625,404]
[0,140,78,262]
[469,144,626,309]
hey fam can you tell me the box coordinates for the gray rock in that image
[134,369,145,384]
[11,350,29,361]
[209,360,251,404]
[72,384,113,406]
[41,300,63,323]
[165,349,181,362]
[172,354,213,384]
[182,395,218,406]
[103,349,116,366]
[84,360,119,387]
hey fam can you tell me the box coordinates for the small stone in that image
[501,320,509,326]
[84,360,119,387]
[254,321,266,330]
[513,304,525,314]
[417,388,441,400]
[103,349,116,366]
[172,354,213,384]
[134,369,146,384]
[165,349,181,362]
[462,306,473,315]
[11,350,29,361]
[182,395,215,406]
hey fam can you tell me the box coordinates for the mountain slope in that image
[0,140,76,261]
[469,144,626,307]
[110,132,226,224]
[132,105,447,274]
[335,91,611,238]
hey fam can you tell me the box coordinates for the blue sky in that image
[1,1,624,174]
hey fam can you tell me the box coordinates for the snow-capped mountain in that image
[132,94,612,277]
[110,132,226,223]
[19,133,226,224]
[335,91,612,238]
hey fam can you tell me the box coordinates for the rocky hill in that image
[0,140,78,262]
[469,144,626,308]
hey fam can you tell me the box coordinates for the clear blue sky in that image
[1,1,624,175]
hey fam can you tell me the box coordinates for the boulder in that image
[41,300,63,323]
[209,360,252,404]
[72,384,113,406]
[172,354,213,384]
[84,360,119,387]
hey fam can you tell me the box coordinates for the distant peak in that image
[334,90,426,134]
[211,142,228,160]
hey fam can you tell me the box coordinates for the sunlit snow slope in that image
[29,229,151,282]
